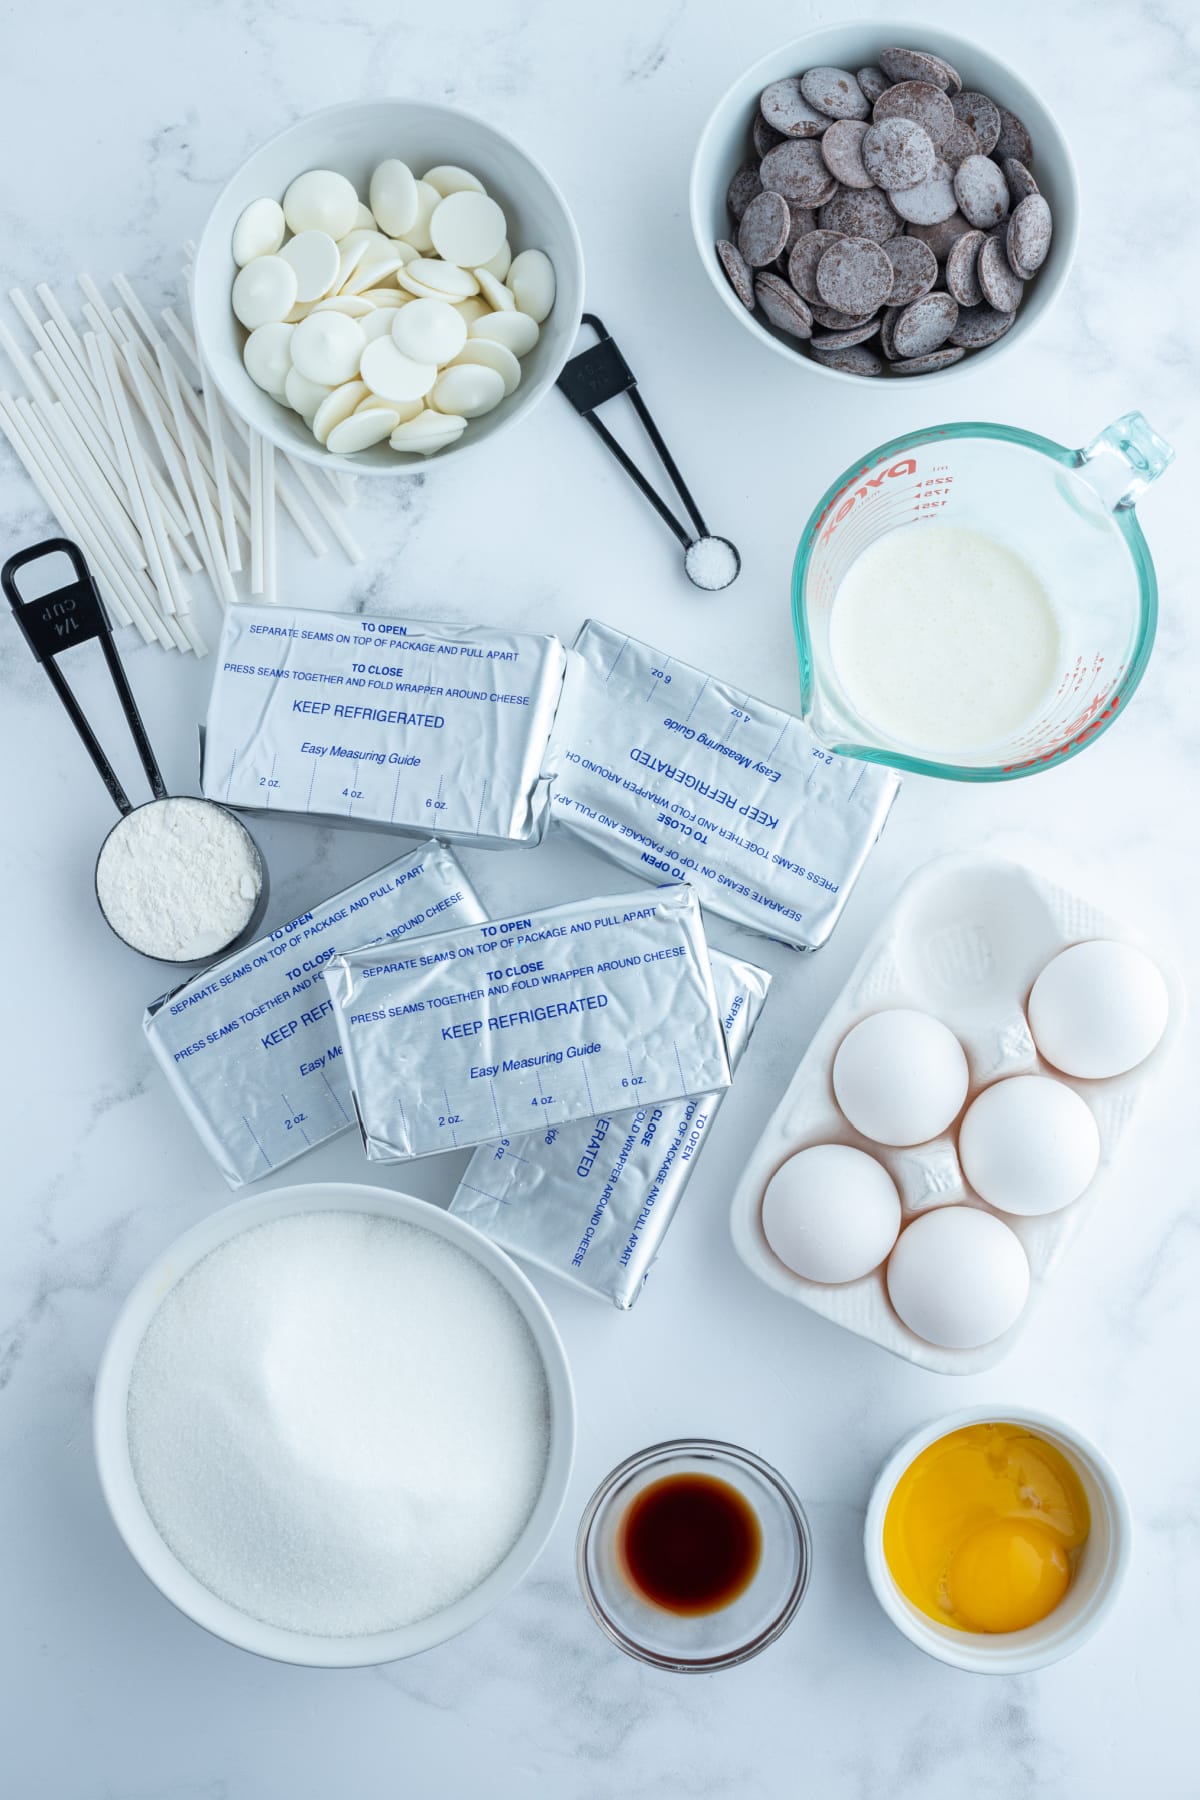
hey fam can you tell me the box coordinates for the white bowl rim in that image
[688,19,1081,391]
[193,97,586,475]
[93,1181,576,1666]
[863,1403,1131,1673]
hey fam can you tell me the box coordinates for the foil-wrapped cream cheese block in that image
[201,603,568,847]
[450,947,771,1306]
[324,884,731,1162]
[144,840,485,1186]
[543,619,900,948]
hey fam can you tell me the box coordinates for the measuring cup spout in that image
[1076,412,1175,512]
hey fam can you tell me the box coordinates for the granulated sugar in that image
[95,797,261,961]
[127,1212,551,1637]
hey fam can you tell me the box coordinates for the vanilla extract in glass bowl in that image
[577,1440,810,1671]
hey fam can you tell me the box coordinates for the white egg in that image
[958,1076,1100,1216]
[761,1144,901,1284]
[1028,939,1169,1079]
[886,1207,1030,1348]
[832,1009,969,1147]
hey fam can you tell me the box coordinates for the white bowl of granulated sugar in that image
[94,1184,575,1665]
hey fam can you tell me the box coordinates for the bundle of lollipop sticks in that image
[0,257,363,654]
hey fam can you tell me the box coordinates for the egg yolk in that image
[883,1422,1090,1634]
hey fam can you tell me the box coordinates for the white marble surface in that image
[1,1,1196,1794]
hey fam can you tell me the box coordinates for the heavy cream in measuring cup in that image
[829,526,1060,755]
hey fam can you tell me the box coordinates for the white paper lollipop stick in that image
[117,321,252,552]
[34,323,206,567]
[159,305,333,561]
[191,341,241,573]
[112,332,205,612]
[0,392,171,647]
[111,313,237,596]
[261,440,277,603]
[0,394,136,635]
[157,530,207,653]
[283,453,363,563]
[159,344,237,609]
[249,429,265,594]
[111,288,237,611]
[34,284,92,384]
[88,331,181,623]
[18,401,127,575]
[38,399,147,571]
[0,314,54,405]
[29,351,146,564]
[77,298,195,548]
[7,288,57,366]
[115,311,252,547]
[17,398,182,649]
[38,399,185,634]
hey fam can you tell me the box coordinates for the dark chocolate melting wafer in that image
[818,185,901,240]
[727,163,762,220]
[754,271,814,337]
[888,345,966,374]
[878,46,960,93]
[801,66,870,120]
[954,155,1010,229]
[810,341,884,374]
[862,118,936,191]
[760,77,830,138]
[737,189,791,267]
[950,91,1001,154]
[815,236,894,315]
[821,120,875,189]
[883,235,939,304]
[760,140,839,208]
[1007,194,1052,277]
[872,80,955,147]
[945,228,986,306]
[948,304,1017,348]
[716,239,756,309]
[977,231,1024,311]
[892,291,959,356]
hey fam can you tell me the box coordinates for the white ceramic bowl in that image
[864,1406,1130,1673]
[690,23,1079,388]
[194,100,585,473]
[94,1183,576,1667]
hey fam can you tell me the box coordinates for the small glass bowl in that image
[576,1439,811,1672]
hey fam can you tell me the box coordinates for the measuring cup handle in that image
[1077,412,1175,511]
[1,536,108,655]
[2,536,168,811]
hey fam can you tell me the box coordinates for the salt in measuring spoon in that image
[2,538,267,963]
[558,315,740,593]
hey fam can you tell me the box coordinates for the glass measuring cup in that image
[791,413,1173,781]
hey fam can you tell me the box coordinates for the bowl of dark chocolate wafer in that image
[690,24,1078,382]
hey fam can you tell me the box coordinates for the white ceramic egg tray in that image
[730,850,1183,1374]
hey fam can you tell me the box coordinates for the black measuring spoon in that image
[558,315,741,592]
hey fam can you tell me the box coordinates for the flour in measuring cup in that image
[96,798,260,961]
[829,525,1061,755]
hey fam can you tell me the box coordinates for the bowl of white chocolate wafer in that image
[194,99,584,468]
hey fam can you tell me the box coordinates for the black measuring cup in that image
[2,538,268,965]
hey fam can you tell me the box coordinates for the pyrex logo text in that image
[817,457,918,542]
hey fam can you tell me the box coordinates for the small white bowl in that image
[194,100,585,473]
[94,1183,576,1667]
[864,1406,1130,1673]
[690,22,1080,389]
